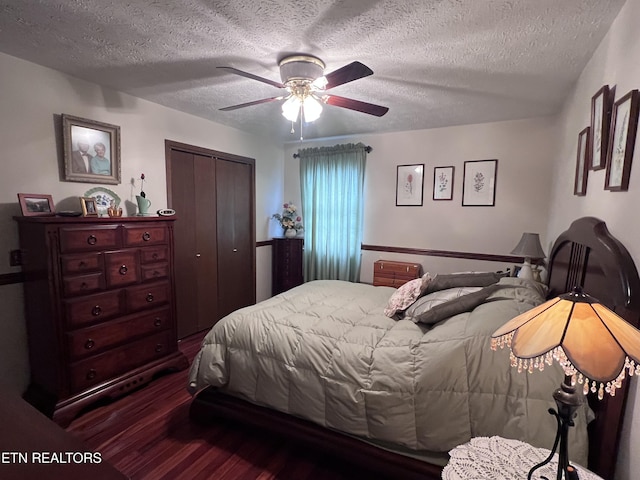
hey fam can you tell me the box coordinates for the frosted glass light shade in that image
[303,95,323,122]
[282,95,301,122]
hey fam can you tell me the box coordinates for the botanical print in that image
[396,164,424,206]
[462,159,497,206]
[433,166,454,201]
[574,127,589,196]
[591,93,603,169]
[609,106,630,188]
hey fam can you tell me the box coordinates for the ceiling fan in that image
[218,55,389,123]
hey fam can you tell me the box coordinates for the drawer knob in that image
[155,344,164,353]
[91,305,102,316]
[79,260,87,268]
[154,317,162,327]
[84,339,95,350]
[87,235,97,245]
[146,293,154,302]
[152,253,159,260]
[80,282,88,290]
[86,369,97,380]
[142,232,151,241]
[153,270,160,277]
[119,264,128,275]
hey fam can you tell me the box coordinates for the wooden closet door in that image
[168,149,218,338]
[216,159,255,318]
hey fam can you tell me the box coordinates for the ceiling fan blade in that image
[218,66,285,89]
[325,94,389,117]
[324,61,373,90]
[220,96,284,111]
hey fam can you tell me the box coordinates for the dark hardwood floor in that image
[66,331,368,480]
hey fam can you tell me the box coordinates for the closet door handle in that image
[233,248,238,252]
[195,253,201,258]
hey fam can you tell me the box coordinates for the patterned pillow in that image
[383,273,432,318]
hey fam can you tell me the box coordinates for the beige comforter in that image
[188,279,589,463]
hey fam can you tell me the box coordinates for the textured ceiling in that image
[0,0,626,143]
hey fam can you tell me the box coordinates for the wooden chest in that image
[15,216,189,426]
[272,237,304,295]
[373,260,423,287]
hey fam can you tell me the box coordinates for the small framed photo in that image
[433,166,454,201]
[17,193,55,217]
[590,85,614,170]
[605,89,640,191]
[62,114,121,185]
[80,197,99,217]
[574,126,590,196]
[396,164,424,206]
[462,159,498,206]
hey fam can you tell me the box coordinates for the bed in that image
[188,217,640,480]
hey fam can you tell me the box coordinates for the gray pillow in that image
[424,271,506,294]
[404,286,483,321]
[413,284,502,325]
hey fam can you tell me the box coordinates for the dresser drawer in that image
[140,246,168,264]
[123,225,167,247]
[66,307,171,360]
[61,252,103,275]
[141,263,168,282]
[104,250,140,287]
[68,330,173,393]
[65,290,124,328]
[63,272,104,297]
[59,226,120,253]
[126,282,170,312]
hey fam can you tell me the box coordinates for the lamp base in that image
[528,377,582,480]
[518,259,534,280]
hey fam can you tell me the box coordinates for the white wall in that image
[546,0,640,477]
[0,52,283,394]
[283,116,558,282]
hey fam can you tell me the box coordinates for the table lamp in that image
[491,287,640,480]
[511,233,546,281]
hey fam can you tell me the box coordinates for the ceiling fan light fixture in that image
[303,95,323,122]
[282,95,301,122]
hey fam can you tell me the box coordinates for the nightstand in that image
[442,436,603,480]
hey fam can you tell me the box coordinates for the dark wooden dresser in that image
[373,260,423,287]
[15,216,188,426]
[272,237,304,295]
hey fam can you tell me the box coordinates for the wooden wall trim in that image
[0,272,24,286]
[256,240,273,248]
[361,244,528,264]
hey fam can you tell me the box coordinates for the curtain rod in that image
[293,145,372,158]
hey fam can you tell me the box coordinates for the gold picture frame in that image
[62,114,121,185]
[80,196,99,217]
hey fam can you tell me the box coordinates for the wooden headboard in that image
[546,216,640,479]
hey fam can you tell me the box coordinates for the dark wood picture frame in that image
[80,197,99,217]
[605,89,640,191]
[433,166,454,201]
[396,164,424,206]
[574,126,590,196]
[17,193,55,216]
[462,159,498,206]
[590,85,614,171]
[62,114,121,185]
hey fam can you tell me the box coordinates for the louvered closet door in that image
[216,159,255,318]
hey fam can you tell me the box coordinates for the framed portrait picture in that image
[62,114,121,185]
[17,193,55,216]
[462,159,498,206]
[605,89,640,191]
[590,85,614,171]
[396,164,424,206]
[574,127,590,196]
[80,197,99,217]
[433,166,454,201]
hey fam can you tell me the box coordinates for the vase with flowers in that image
[272,201,303,237]
[136,173,151,215]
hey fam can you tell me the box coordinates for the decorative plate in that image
[84,187,121,216]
